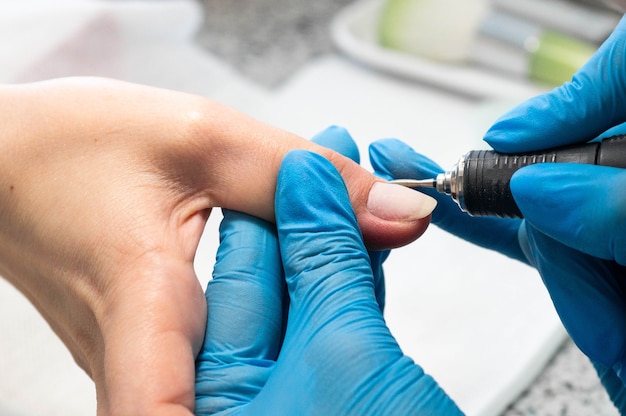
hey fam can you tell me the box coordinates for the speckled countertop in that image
[195,1,618,414]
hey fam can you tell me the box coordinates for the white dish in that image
[331,0,547,100]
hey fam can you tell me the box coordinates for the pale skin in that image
[0,77,434,415]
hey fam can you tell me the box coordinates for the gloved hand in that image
[195,127,461,415]
[370,15,626,412]
[485,15,626,409]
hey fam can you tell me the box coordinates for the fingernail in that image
[367,182,437,221]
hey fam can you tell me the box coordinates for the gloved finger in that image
[484,16,626,152]
[195,210,284,414]
[311,126,389,311]
[368,250,390,312]
[511,163,626,265]
[592,361,626,413]
[264,150,460,413]
[310,125,360,164]
[520,223,626,381]
[276,150,379,340]
[369,138,527,263]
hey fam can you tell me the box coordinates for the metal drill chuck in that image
[435,154,466,211]
[439,148,527,218]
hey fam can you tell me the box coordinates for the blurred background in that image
[197,0,355,87]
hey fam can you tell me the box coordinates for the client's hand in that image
[194,148,460,415]
[0,79,432,415]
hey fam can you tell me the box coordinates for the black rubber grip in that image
[462,134,626,218]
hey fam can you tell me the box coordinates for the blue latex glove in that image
[195,127,462,414]
[310,126,389,310]
[371,16,626,412]
[484,16,626,409]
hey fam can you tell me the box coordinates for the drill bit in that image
[389,178,437,188]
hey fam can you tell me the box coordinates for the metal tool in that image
[391,134,626,218]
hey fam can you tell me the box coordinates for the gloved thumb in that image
[310,126,388,311]
[275,150,384,312]
[511,163,626,265]
[269,150,460,414]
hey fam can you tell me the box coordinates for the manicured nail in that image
[366,182,437,221]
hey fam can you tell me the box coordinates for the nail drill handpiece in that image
[391,135,626,218]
